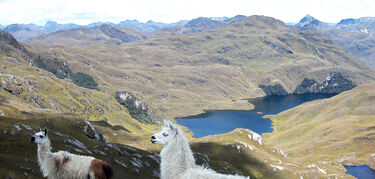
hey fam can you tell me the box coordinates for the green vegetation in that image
[71,72,98,90]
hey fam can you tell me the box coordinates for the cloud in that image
[0,0,374,25]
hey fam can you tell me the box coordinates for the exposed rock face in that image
[116,91,160,124]
[0,74,24,95]
[83,121,106,142]
[259,84,288,96]
[294,72,356,94]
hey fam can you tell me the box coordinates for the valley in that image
[0,13,375,179]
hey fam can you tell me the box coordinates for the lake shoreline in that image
[176,93,337,138]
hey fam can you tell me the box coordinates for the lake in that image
[345,165,375,179]
[176,93,336,138]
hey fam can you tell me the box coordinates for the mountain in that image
[29,15,375,119]
[29,24,148,46]
[297,14,322,27]
[43,21,81,34]
[264,82,375,176]
[337,17,375,35]
[118,19,162,32]
[3,23,43,42]
[157,15,247,34]
[86,22,116,29]
[0,24,4,29]
[295,15,375,68]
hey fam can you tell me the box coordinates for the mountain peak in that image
[45,21,57,26]
[297,14,322,27]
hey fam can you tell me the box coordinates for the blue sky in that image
[0,0,374,25]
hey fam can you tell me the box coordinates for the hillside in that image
[28,15,375,118]
[29,24,149,46]
[264,83,375,177]
[0,30,160,148]
[296,15,375,69]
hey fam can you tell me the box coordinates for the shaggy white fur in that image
[31,129,112,179]
[151,121,249,179]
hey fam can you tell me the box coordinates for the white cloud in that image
[0,0,374,25]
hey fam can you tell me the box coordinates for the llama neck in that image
[37,138,52,176]
[160,132,195,178]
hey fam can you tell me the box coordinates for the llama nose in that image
[31,136,35,142]
[151,135,156,139]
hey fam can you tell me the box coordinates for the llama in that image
[31,129,113,179]
[151,121,249,179]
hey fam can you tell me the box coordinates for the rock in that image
[0,74,24,95]
[83,121,106,142]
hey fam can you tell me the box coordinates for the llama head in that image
[31,128,48,145]
[151,120,178,145]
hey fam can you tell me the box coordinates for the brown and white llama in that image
[31,129,113,179]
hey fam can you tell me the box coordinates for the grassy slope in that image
[317,27,375,69]
[28,16,375,118]
[0,43,159,150]
[264,83,375,177]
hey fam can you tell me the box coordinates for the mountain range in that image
[0,16,241,42]
[295,15,375,68]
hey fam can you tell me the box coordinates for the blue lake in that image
[176,93,335,138]
[345,165,375,179]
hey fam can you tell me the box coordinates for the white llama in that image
[31,129,113,179]
[151,121,249,179]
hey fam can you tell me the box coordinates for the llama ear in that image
[39,128,42,132]
[163,120,170,127]
[163,120,175,130]
[44,128,48,136]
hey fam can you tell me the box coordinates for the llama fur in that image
[151,121,249,179]
[31,129,113,179]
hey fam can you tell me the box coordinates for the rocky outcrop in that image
[259,84,288,96]
[294,72,356,94]
[0,74,24,95]
[116,91,160,124]
[83,121,106,142]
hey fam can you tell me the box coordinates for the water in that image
[176,93,335,138]
[345,165,375,179]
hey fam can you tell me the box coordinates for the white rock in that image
[270,164,284,171]
[238,141,255,150]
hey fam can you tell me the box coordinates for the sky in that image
[0,0,374,26]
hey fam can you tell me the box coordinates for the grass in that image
[263,83,375,177]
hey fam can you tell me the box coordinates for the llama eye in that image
[40,135,44,138]
[163,133,168,137]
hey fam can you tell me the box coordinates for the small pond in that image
[345,165,375,179]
